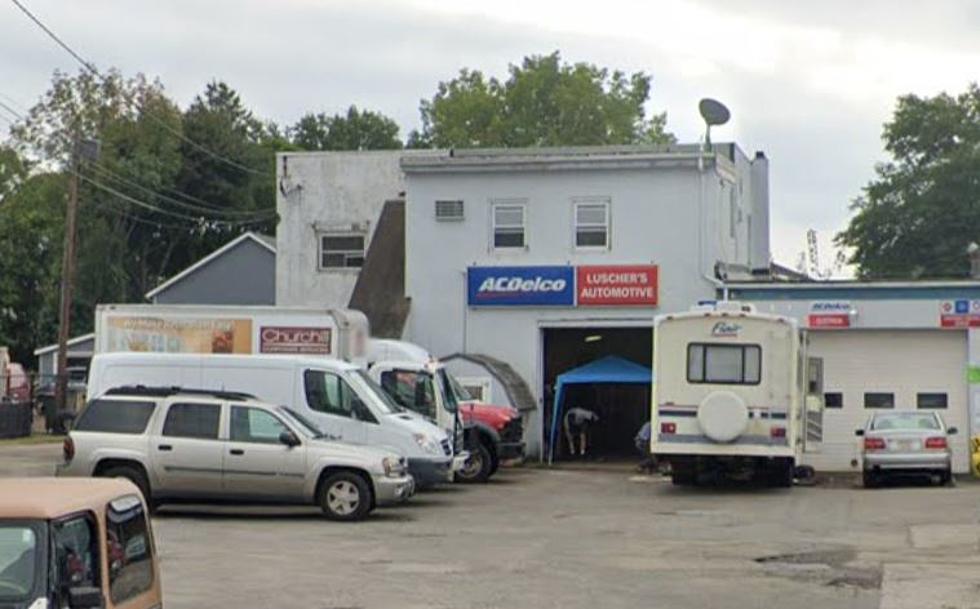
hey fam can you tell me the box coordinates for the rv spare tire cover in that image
[697,391,749,443]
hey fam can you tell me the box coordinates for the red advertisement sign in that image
[576,265,658,306]
[260,326,332,354]
[808,314,849,328]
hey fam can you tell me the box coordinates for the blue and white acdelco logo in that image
[477,276,567,293]
[468,266,575,306]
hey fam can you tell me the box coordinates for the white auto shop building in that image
[400,145,771,459]
[727,281,980,474]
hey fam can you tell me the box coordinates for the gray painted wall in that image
[275,150,442,308]
[153,239,275,305]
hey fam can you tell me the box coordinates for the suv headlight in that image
[383,456,406,478]
[413,433,440,455]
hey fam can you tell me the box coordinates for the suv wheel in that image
[456,441,493,483]
[862,470,878,489]
[99,465,152,507]
[319,472,372,521]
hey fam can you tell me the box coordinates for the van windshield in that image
[352,370,403,415]
[0,522,41,602]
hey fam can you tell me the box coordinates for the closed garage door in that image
[807,330,970,473]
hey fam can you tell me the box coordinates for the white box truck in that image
[94,304,371,368]
[651,302,823,487]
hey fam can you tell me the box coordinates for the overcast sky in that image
[3,0,979,271]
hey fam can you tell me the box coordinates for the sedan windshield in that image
[871,413,940,431]
[0,523,40,601]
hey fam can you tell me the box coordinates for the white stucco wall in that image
[276,150,438,308]
[403,152,763,455]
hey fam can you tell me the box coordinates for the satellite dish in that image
[698,98,730,150]
[699,98,730,126]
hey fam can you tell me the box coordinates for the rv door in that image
[803,356,824,450]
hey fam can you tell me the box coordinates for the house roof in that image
[33,333,95,357]
[144,232,275,300]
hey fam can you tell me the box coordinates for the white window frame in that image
[490,200,527,251]
[573,198,611,251]
[317,231,366,271]
[457,376,492,403]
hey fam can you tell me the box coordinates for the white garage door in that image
[806,330,970,473]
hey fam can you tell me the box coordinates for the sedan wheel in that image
[319,472,372,521]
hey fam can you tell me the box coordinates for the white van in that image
[651,302,823,487]
[86,352,460,487]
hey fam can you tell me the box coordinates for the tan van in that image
[0,478,162,609]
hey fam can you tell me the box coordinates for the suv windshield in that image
[279,407,325,438]
[871,413,940,431]
[0,522,41,602]
[352,370,402,414]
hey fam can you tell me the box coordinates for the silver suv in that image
[57,386,415,521]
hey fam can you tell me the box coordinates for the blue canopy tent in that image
[547,355,653,464]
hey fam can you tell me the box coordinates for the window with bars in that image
[574,200,609,249]
[318,233,365,269]
[492,202,526,249]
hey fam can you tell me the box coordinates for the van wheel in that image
[99,465,152,508]
[319,472,372,521]
[456,442,493,483]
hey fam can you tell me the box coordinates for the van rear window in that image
[74,400,156,434]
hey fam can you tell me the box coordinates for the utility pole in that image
[54,136,98,418]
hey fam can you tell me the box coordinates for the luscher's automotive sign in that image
[467,265,658,307]
[467,266,575,306]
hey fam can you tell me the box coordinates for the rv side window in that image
[686,344,761,385]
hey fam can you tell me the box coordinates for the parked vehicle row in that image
[91,304,526,483]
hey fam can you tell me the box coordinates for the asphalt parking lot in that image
[2,443,979,609]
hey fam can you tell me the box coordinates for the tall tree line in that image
[0,52,674,363]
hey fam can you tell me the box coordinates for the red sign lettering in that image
[576,265,658,306]
[807,314,850,328]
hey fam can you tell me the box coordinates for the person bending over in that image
[564,407,599,457]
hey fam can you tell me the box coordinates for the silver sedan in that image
[856,411,957,487]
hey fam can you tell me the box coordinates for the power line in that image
[79,170,272,227]
[9,0,274,178]
[0,90,275,222]
[88,162,275,219]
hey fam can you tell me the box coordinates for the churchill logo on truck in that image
[260,326,332,354]
[468,266,575,306]
[711,321,741,337]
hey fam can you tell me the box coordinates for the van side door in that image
[151,400,225,497]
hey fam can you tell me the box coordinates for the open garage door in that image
[809,330,970,473]
[542,327,652,461]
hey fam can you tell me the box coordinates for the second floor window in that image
[574,200,609,249]
[319,232,365,269]
[492,202,526,249]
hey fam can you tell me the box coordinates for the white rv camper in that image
[651,302,822,486]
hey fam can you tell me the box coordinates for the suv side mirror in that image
[854,429,865,436]
[947,426,958,435]
[279,431,301,447]
[69,586,105,609]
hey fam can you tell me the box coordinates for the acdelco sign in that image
[260,326,332,354]
[468,266,575,306]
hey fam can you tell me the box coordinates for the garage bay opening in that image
[542,327,652,462]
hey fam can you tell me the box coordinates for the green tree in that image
[0,149,65,363]
[837,84,980,278]
[291,106,402,151]
[414,52,674,148]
